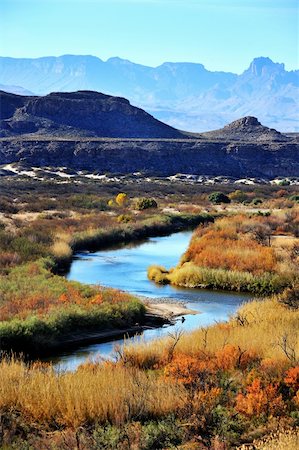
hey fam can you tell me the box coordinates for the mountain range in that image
[0,55,298,132]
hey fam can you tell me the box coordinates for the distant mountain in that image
[0,90,183,138]
[0,83,35,96]
[0,55,298,132]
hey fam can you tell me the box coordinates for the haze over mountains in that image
[0,55,298,132]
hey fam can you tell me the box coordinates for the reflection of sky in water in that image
[47,231,251,371]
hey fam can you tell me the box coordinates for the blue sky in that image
[1,0,298,73]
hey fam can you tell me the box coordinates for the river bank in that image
[54,212,215,272]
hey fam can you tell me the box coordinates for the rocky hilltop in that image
[0,90,298,179]
[0,90,183,139]
[201,116,288,142]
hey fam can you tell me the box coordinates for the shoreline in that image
[29,299,198,359]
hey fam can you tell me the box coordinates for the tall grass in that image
[0,359,186,428]
[148,213,299,294]
[123,295,299,367]
[148,262,293,294]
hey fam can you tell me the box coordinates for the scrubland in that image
[0,178,298,448]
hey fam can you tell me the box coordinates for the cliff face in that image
[0,90,183,139]
[0,138,298,179]
[0,90,298,179]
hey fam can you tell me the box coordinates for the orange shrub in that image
[215,345,259,371]
[164,354,216,388]
[186,229,276,275]
[284,366,299,391]
[184,215,278,275]
[236,378,285,418]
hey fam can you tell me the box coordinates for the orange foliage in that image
[284,366,299,391]
[236,378,285,418]
[186,228,276,275]
[164,354,216,388]
[0,285,131,321]
[215,345,259,371]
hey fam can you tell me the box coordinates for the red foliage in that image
[164,354,216,388]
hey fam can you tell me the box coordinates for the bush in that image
[134,198,158,210]
[208,192,231,204]
[290,195,299,203]
[251,198,263,205]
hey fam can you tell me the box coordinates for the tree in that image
[115,193,128,207]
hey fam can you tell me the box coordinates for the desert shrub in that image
[251,198,263,205]
[0,198,19,214]
[209,192,231,204]
[290,194,299,203]
[141,417,183,449]
[278,179,290,186]
[147,266,170,285]
[236,378,285,418]
[229,190,248,203]
[117,214,132,223]
[134,197,158,210]
[69,194,108,210]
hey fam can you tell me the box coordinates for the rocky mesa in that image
[0,90,298,179]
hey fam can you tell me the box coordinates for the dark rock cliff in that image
[0,90,183,139]
[0,90,298,179]
[0,138,298,178]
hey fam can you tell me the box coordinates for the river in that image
[47,231,251,371]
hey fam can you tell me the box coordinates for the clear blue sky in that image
[1,0,298,73]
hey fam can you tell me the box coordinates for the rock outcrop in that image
[201,116,288,142]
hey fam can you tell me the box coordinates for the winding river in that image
[47,231,251,371]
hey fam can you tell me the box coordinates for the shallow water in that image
[46,231,251,371]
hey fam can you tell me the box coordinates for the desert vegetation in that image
[0,289,298,449]
[0,177,298,448]
[148,211,299,294]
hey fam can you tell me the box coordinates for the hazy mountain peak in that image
[246,56,285,76]
[0,55,298,132]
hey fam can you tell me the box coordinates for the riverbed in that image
[47,231,251,371]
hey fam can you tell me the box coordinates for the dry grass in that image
[0,359,186,428]
[123,295,299,366]
[50,239,72,261]
[238,428,299,450]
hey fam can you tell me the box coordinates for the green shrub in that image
[134,198,158,210]
[251,198,263,205]
[208,192,231,204]
[290,195,299,203]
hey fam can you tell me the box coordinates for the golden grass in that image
[238,428,299,450]
[51,239,72,260]
[123,296,299,365]
[0,359,186,428]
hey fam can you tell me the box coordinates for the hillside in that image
[0,55,298,132]
[0,90,183,139]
